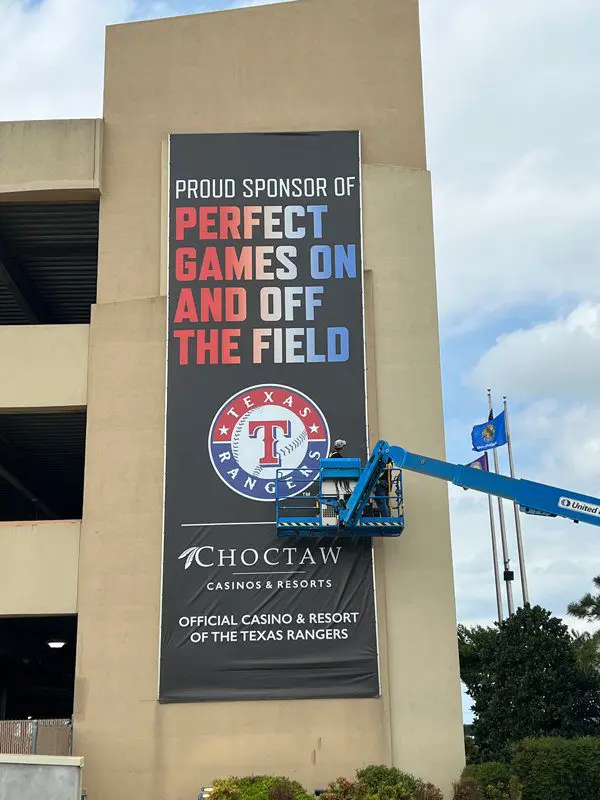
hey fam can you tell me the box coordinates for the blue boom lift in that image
[275,440,600,537]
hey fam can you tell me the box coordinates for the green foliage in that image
[356,765,425,800]
[320,777,366,800]
[458,624,498,691]
[568,575,600,675]
[415,783,443,800]
[567,575,600,623]
[512,737,600,800]
[461,763,522,800]
[459,606,600,761]
[463,763,512,789]
[452,778,482,800]
[322,766,442,800]
[464,730,481,765]
[211,776,313,800]
[571,630,600,675]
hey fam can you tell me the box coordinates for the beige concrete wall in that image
[0,520,80,616]
[0,119,102,197]
[0,325,89,410]
[364,165,465,788]
[98,0,426,304]
[74,1,464,798]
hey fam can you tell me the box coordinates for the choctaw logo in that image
[208,384,330,502]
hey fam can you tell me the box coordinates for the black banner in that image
[160,131,379,701]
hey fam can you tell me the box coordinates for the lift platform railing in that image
[275,465,405,536]
[275,468,325,530]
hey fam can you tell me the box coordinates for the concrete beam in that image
[0,521,80,615]
[0,324,89,410]
[0,119,103,198]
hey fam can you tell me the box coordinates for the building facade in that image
[0,0,464,797]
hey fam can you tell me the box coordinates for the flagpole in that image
[503,396,530,606]
[486,478,504,623]
[488,389,514,616]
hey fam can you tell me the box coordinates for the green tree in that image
[568,575,600,675]
[459,605,600,762]
[568,575,600,623]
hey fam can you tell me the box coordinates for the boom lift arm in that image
[340,440,600,528]
[275,440,600,538]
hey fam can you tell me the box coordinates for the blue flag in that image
[471,411,507,451]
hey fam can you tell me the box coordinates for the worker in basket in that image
[328,438,352,504]
[374,464,391,517]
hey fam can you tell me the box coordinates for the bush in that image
[211,776,313,800]
[356,765,423,800]
[452,779,483,800]
[459,764,522,800]
[512,737,600,800]
[463,764,512,789]
[320,777,366,800]
[322,766,442,800]
[415,783,443,800]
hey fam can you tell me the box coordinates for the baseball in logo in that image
[208,384,330,502]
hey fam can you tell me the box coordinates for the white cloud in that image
[432,150,600,332]
[419,0,600,330]
[0,0,134,121]
[469,303,600,398]
[0,0,297,122]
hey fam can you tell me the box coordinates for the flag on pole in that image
[467,452,489,471]
[471,410,507,451]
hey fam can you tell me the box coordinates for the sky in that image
[1,0,599,720]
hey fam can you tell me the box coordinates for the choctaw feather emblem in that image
[178,547,200,570]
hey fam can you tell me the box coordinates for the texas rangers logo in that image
[208,384,330,502]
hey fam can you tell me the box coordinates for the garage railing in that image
[0,718,72,756]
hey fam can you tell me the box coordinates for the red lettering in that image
[220,207,242,239]
[196,329,219,364]
[225,288,246,322]
[199,207,218,239]
[173,329,194,365]
[225,247,252,280]
[248,420,291,465]
[175,207,197,240]
[200,288,221,323]
[199,248,223,281]
[174,288,198,323]
[175,247,197,281]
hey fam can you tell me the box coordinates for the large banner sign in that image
[160,131,379,701]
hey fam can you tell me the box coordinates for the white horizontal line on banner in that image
[232,571,307,576]
[181,521,274,528]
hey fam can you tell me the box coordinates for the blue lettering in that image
[327,327,349,362]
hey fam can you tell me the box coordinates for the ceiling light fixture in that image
[47,640,66,649]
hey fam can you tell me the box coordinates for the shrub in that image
[320,777,366,800]
[463,763,512,789]
[459,764,522,800]
[211,776,313,800]
[415,783,443,800]
[356,765,423,800]
[453,779,483,800]
[512,737,600,800]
